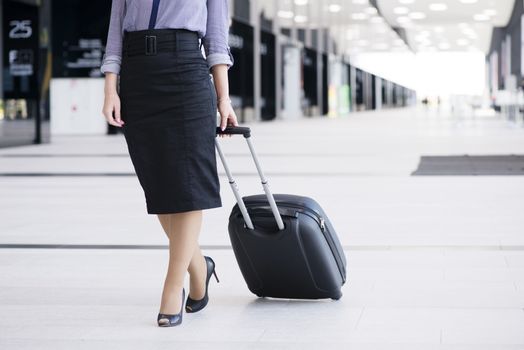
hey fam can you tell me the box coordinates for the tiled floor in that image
[1,107,524,349]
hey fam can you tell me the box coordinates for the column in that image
[274,0,282,119]
[251,0,261,121]
[316,1,324,116]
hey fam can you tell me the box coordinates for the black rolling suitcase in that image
[215,126,347,300]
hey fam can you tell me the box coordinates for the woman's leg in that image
[157,215,208,300]
[157,210,204,315]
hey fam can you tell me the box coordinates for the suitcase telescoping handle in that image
[215,126,285,231]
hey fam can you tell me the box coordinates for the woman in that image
[100,0,238,327]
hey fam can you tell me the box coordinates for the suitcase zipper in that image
[319,217,326,231]
[290,209,346,283]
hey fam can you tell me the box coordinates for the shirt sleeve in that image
[203,0,234,70]
[100,0,126,75]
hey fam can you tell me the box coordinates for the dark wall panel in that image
[229,19,254,121]
[488,0,524,86]
[321,53,328,115]
[355,68,364,108]
[260,30,276,120]
[302,47,318,108]
[1,0,42,148]
[3,0,39,99]
[52,0,110,78]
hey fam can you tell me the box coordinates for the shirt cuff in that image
[206,52,234,70]
[100,54,122,75]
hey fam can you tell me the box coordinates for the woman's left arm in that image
[211,64,237,133]
[203,0,238,134]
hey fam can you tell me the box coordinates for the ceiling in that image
[257,0,516,55]
[259,0,412,55]
[377,0,515,53]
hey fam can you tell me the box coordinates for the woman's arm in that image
[101,0,125,76]
[211,64,237,133]
[101,0,126,127]
[204,0,237,135]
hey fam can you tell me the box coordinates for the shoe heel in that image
[212,269,220,283]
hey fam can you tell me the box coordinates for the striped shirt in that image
[100,0,234,75]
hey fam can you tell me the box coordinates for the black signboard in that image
[229,19,254,114]
[321,53,328,115]
[381,79,387,107]
[371,75,376,110]
[260,30,276,120]
[52,0,111,78]
[2,0,39,99]
[355,68,364,108]
[392,84,398,106]
[346,62,352,111]
[302,47,318,108]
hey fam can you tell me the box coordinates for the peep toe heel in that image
[157,288,185,327]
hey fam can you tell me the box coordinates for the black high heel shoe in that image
[185,256,219,313]
[157,288,185,327]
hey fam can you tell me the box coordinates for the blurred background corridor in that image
[1,0,524,349]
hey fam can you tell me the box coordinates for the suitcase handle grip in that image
[216,126,251,138]
[215,128,285,231]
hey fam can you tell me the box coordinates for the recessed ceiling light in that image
[409,12,427,19]
[294,0,308,5]
[456,39,469,46]
[429,3,448,11]
[394,6,410,15]
[373,43,390,50]
[459,0,478,3]
[352,0,368,4]
[364,7,378,15]
[484,9,497,16]
[370,16,385,23]
[463,31,477,39]
[396,16,411,23]
[473,13,489,21]
[419,45,436,52]
[294,15,308,23]
[438,42,450,50]
[352,13,368,20]
[277,10,294,19]
[346,30,357,40]
[356,40,369,46]
[433,26,444,33]
[329,4,342,12]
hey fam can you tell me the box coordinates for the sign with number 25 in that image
[9,20,33,39]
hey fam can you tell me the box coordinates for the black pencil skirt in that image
[119,28,222,214]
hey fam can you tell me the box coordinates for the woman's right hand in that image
[102,92,124,127]
[102,72,124,128]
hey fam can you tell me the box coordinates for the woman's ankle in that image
[160,286,184,313]
[188,257,207,299]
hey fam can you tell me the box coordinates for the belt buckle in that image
[145,35,157,55]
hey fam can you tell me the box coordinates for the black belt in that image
[122,28,201,57]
